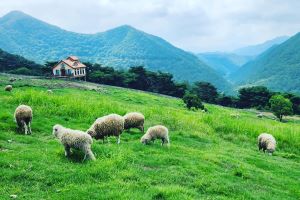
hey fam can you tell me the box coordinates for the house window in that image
[67,69,71,75]
[55,70,59,75]
[74,70,77,75]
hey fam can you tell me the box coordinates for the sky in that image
[0,0,300,52]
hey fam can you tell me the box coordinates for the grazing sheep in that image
[257,113,263,118]
[230,113,240,118]
[141,125,169,146]
[9,77,16,82]
[4,85,13,92]
[14,105,32,135]
[87,114,124,144]
[53,124,96,161]
[258,133,276,155]
[47,89,53,94]
[124,112,145,133]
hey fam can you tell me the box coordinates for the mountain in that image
[0,11,231,92]
[233,36,289,57]
[230,32,300,93]
[0,48,42,75]
[196,52,252,77]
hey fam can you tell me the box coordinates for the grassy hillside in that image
[0,75,299,199]
[0,11,231,92]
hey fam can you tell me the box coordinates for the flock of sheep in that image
[7,84,276,162]
[14,104,170,161]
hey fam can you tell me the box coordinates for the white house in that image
[52,56,86,79]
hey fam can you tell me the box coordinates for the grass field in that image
[0,75,299,199]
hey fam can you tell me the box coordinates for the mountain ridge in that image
[0,10,232,92]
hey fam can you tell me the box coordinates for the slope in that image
[0,74,299,199]
[231,32,300,93]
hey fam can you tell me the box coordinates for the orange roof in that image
[68,56,79,61]
[53,56,86,69]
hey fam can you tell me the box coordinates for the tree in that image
[238,86,272,108]
[269,95,293,122]
[182,93,204,110]
[192,82,218,103]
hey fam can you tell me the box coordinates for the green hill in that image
[0,74,299,199]
[233,36,289,57]
[0,48,42,74]
[196,52,251,76]
[0,11,231,92]
[230,33,300,94]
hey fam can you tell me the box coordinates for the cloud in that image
[0,0,300,52]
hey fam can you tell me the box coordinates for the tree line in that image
[5,60,300,120]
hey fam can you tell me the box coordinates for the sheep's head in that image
[267,143,276,154]
[86,128,96,137]
[140,134,151,145]
[53,124,63,138]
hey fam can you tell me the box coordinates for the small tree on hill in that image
[183,93,204,110]
[269,95,293,122]
[192,82,218,103]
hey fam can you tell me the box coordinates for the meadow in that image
[0,75,299,200]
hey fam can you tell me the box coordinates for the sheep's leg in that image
[23,121,28,135]
[117,135,121,144]
[161,138,165,146]
[86,148,96,161]
[139,126,144,133]
[27,122,32,135]
[64,146,71,157]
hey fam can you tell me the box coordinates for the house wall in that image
[53,62,74,76]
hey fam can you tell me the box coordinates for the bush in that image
[182,93,204,110]
[269,95,293,121]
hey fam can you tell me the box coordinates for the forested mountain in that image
[0,48,42,75]
[0,11,231,92]
[233,36,289,57]
[230,33,300,93]
[197,52,251,76]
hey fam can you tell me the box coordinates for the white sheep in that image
[258,133,276,155]
[141,125,169,146]
[47,89,53,94]
[124,112,145,132]
[53,124,96,161]
[5,85,13,92]
[14,105,32,135]
[257,113,263,118]
[87,114,124,144]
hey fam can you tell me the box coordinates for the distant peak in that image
[2,10,31,18]
[115,25,137,31]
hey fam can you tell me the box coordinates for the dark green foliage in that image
[192,82,218,103]
[238,86,272,108]
[217,95,238,107]
[182,93,204,110]
[86,64,187,98]
[269,95,293,121]
[0,48,43,75]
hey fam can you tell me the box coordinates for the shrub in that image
[269,95,293,121]
[182,93,204,110]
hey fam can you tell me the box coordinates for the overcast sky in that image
[0,0,300,52]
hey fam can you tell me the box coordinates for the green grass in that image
[0,75,299,199]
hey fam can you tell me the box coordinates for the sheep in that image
[230,113,240,118]
[53,124,96,161]
[9,77,17,82]
[124,112,145,133]
[87,114,124,144]
[5,85,13,92]
[47,89,53,94]
[14,105,32,135]
[141,125,169,146]
[258,133,276,155]
[257,113,263,118]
